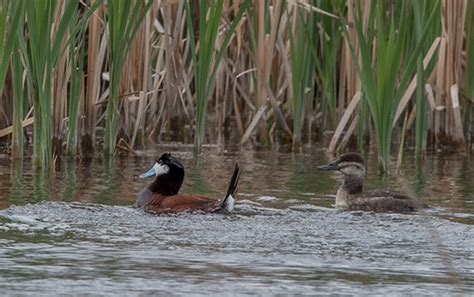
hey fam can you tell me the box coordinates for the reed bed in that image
[0,0,473,171]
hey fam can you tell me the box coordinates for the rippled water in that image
[0,146,473,295]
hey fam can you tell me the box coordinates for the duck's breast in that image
[136,188,152,208]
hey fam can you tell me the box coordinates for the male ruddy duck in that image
[137,153,240,214]
[318,152,425,212]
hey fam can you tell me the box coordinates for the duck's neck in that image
[148,175,182,196]
[341,175,364,195]
[335,176,363,208]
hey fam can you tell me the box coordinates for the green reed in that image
[412,0,439,154]
[20,0,82,166]
[11,37,24,159]
[289,6,315,146]
[8,2,26,159]
[413,1,427,154]
[0,0,23,94]
[1,1,24,159]
[104,0,153,155]
[464,1,474,145]
[343,1,439,171]
[311,0,344,131]
[185,0,248,149]
[66,6,87,156]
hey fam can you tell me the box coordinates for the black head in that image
[318,152,365,177]
[140,153,185,195]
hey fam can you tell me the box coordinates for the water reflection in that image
[63,159,77,202]
[8,160,23,206]
[186,156,214,196]
[97,157,119,205]
[414,156,426,195]
[34,167,49,203]
[422,154,472,211]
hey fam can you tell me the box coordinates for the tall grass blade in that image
[185,0,248,149]
[413,1,427,154]
[464,1,474,146]
[309,0,345,131]
[19,0,84,166]
[103,0,153,155]
[11,37,24,159]
[289,5,315,146]
[0,0,24,95]
[412,0,439,154]
[83,3,105,153]
[342,0,440,171]
[9,2,26,159]
[66,5,87,156]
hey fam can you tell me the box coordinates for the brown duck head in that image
[318,152,366,194]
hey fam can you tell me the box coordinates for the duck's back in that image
[348,189,424,212]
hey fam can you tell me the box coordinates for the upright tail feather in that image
[219,164,240,212]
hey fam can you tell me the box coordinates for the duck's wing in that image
[363,189,412,200]
[144,194,218,214]
[351,191,424,212]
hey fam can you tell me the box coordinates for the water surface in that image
[0,146,473,295]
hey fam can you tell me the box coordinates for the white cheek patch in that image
[341,166,357,175]
[154,163,169,176]
[339,162,365,176]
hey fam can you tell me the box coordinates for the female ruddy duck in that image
[318,152,425,212]
[137,153,240,214]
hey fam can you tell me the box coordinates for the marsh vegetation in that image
[0,0,473,171]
